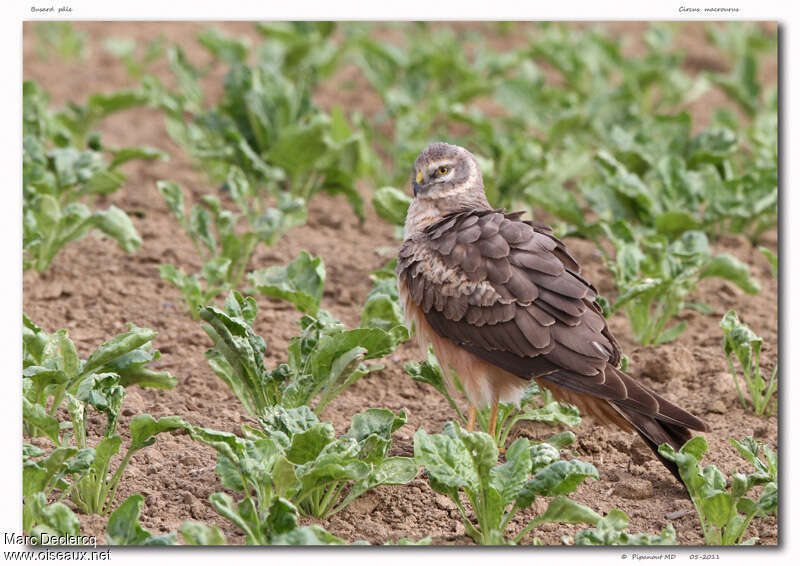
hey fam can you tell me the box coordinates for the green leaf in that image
[129,414,190,450]
[27,493,81,540]
[312,328,395,376]
[180,521,227,545]
[109,146,169,169]
[654,210,700,238]
[285,422,336,465]
[197,27,249,64]
[413,428,477,493]
[372,186,412,227]
[704,492,734,529]
[759,247,777,279]
[106,494,176,545]
[187,425,248,464]
[346,408,407,442]
[199,299,271,417]
[81,324,157,378]
[249,251,326,315]
[361,293,409,345]
[529,442,563,475]
[654,321,687,344]
[489,437,531,505]
[89,206,142,253]
[268,114,331,178]
[22,398,61,443]
[536,495,601,526]
[373,457,418,485]
[253,195,309,246]
[525,460,599,496]
[701,254,760,294]
[157,180,186,223]
[86,90,148,119]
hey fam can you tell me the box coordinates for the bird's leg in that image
[488,399,499,439]
[466,406,477,431]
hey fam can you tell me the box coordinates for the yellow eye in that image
[437,166,449,176]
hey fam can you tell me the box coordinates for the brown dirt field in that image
[22,21,778,546]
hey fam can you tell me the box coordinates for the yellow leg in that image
[488,399,499,439]
[466,406,477,431]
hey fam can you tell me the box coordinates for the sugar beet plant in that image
[200,252,404,418]
[414,422,600,545]
[598,223,759,345]
[148,28,372,221]
[571,509,677,546]
[23,316,183,523]
[720,310,777,417]
[659,436,777,545]
[23,80,165,272]
[157,170,306,317]
[189,405,415,527]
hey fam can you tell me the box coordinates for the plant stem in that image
[102,447,136,515]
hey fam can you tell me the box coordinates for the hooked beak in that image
[413,170,424,196]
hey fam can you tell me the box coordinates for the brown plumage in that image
[398,142,709,481]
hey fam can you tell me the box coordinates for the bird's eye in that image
[437,166,450,176]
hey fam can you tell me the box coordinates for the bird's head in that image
[411,142,487,205]
[404,142,491,235]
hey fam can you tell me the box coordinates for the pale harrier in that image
[397,142,708,478]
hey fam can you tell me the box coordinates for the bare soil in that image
[22,21,778,546]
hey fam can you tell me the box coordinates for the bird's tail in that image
[611,404,694,483]
[605,366,709,484]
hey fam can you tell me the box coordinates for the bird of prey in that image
[397,142,709,479]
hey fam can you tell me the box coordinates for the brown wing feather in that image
[397,208,708,445]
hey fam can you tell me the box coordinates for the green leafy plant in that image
[180,521,228,545]
[104,36,166,79]
[149,33,369,220]
[372,186,412,241]
[196,27,251,66]
[35,22,86,62]
[23,81,164,272]
[254,22,344,82]
[406,351,580,448]
[23,315,182,515]
[414,422,599,545]
[190,406,415,529]
[360,261,410,348]
[157,172,306,317]
[659,436,777,545]
[22,445,86,537]
[210,494,348,545]
[720,310,777,416]
[572,509,677,545]
[584,110,777,244]
[23,493,82,542]
[601,225,759,345]
[256,406,417,518]
[23,315,176,442]
[249,251,325,314]
[665,436,777,544]
[705,22,777,117]
[105,494,177,545]
[71,414,189,516]
[759,247,777,279]
[199,289,395,417]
